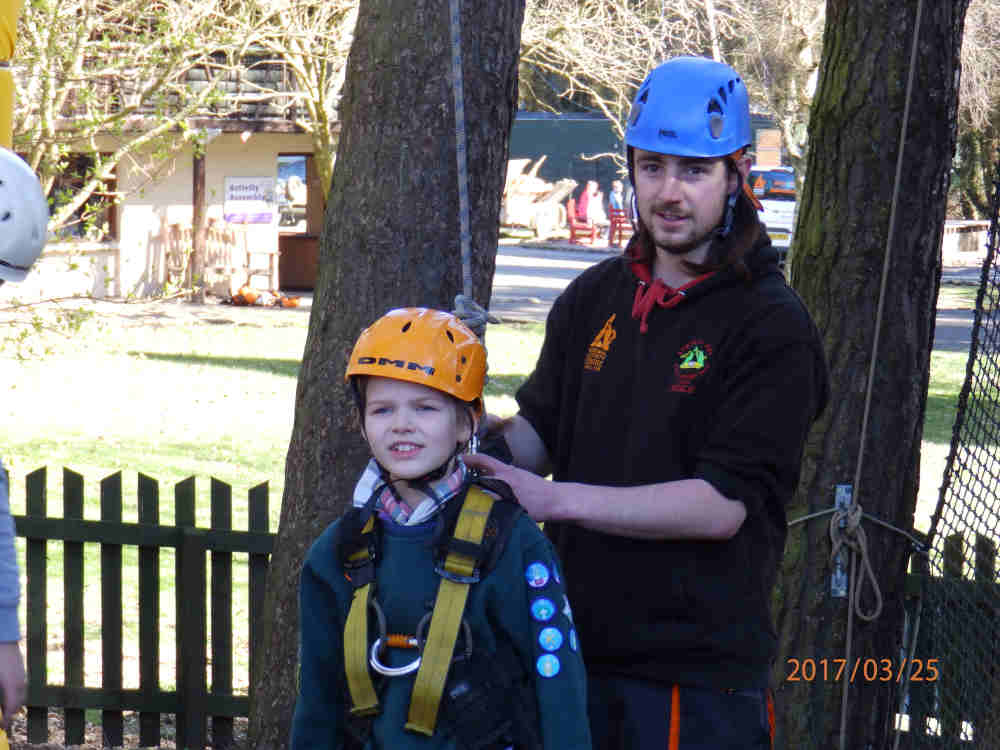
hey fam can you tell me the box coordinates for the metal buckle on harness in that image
[433,561,480,584]
[343,532,378,588]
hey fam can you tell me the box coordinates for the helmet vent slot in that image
[401,321,412,332]
[709,114,724,139]
[707,98,725,139]
[628,88,649,126]
[717,86,728,104]
[446,330,455,343]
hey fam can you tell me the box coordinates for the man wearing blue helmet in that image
[466,56,829,748]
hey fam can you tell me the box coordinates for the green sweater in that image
[291,491,592,750]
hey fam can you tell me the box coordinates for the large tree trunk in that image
[248,1,526,747]
[776,2,970,748]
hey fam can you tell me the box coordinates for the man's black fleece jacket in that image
[516,240,829,690]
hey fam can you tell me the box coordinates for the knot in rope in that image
[829,502,883,622]
[453,294,498,341]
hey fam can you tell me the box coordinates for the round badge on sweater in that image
[538,627,563,652]
[536,653,561,678]
[530,597,556,622]
[525,562,550,589]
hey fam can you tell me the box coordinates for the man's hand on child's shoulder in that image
[463,453,562,523]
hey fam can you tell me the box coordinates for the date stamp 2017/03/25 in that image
[786,658,940,683]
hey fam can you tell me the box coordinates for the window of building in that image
[50,153,119,241]
[277,153,323,236]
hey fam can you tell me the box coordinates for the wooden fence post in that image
[101,472,124,747]
[211,478,234,748]
[941,533,964,742]
[25,468,47,744]
[63,469,86,745]
[248,481,269,709]
[175,477,207,749]
[974,533,998,747]
[138,473,161,747]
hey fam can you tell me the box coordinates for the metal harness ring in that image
[369,637,421,677]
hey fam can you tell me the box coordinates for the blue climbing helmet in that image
[625,56,752,158]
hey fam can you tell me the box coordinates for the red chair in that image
[566,198,598,245]
[608,207,633,247]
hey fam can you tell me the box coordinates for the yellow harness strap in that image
[343,514,380,717]
[405,486,494,735]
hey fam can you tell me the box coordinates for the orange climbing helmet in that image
[346,308,487,414]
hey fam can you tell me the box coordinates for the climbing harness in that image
[405,485,494,734]
[339,481,531,746]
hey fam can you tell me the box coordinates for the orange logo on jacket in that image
[585,314,617,372]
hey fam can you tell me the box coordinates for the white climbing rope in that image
[447,0,474,300]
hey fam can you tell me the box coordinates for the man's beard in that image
[652,224,720,257]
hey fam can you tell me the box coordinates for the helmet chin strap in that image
[715,190,739,239]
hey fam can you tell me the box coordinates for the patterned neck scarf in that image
[351,457,468,526]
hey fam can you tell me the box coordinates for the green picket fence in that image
[901,533,1000,748]
[13,467,275,748]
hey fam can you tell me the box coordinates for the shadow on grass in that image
[924,392,961,446]
[922,392,1000,448]
[130,351,300,377]
[485,374,529,400]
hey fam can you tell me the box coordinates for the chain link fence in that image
[901,160,1000,749]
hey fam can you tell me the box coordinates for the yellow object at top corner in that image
[0,0,24,59]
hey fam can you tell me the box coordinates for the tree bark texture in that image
[248,2,526,748]
[777,2,970,748]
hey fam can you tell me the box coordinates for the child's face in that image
[362,377,472,482]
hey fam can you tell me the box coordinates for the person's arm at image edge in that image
[0,466,25,731]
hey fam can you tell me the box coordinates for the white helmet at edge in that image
[0,148,49,283]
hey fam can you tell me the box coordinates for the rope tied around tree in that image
[835,0,924,746]
[447,0,473,301]
[446,0,501,346]
[828,501,882,622]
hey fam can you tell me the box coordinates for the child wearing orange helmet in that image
[291,308,591,750]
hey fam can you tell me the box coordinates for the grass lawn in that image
[935,283,978,311]
[0,286,973,695]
